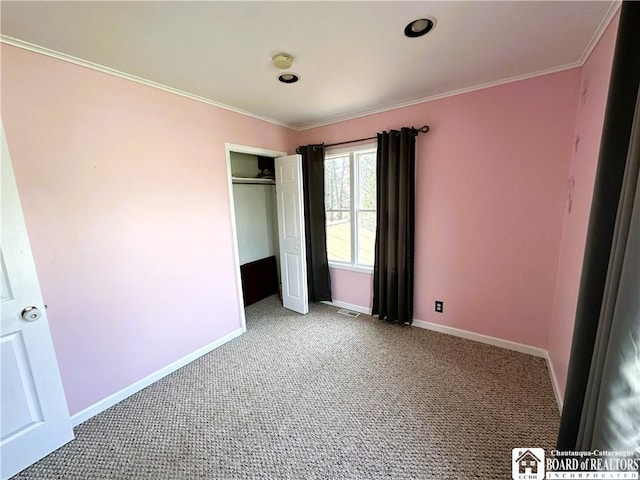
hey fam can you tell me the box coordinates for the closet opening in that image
[228,148,281,306]
[225,143,310,331]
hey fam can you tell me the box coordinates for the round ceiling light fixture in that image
[278,72,299,84]
[404,17,435,38]
[272,53,294,69]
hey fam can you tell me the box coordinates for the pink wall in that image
[300,69,582,348]
[547,13,619,399]
[329,267,372,309]
[1,45,297,415]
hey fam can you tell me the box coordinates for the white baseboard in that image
[70,327,244,426]
[321,300,372,315]
[544,351,564,412]
[412,318,565,411]
[412,318,547,358]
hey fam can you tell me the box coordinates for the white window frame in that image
[325,143,376,273]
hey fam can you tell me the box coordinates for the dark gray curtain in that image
[557,1,640,452]
[372,128,416,325]
[299,145,332,302]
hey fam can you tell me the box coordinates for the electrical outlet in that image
[435,300,443,313]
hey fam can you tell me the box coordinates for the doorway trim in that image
[224,143,287,332]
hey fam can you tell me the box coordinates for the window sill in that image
[328,263,374,274]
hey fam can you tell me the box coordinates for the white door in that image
[1,122,74,480]
[275,155,308,315]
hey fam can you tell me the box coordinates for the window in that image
[324,144,376,270]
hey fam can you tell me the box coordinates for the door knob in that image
[21,306,42,322]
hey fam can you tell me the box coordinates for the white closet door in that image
[275,155,308,314]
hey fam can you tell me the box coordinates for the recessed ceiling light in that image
[404,18,435,38]
[278,72,299,84]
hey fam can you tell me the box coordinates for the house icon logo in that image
[512,448,545,480]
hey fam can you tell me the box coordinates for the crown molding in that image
[296,61,582,131]
[2,2,621,134]
[577,1,621,66]
[0,35,296,131]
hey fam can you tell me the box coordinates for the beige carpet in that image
[14,296,559,479]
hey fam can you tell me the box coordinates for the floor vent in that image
[337,308,360,318]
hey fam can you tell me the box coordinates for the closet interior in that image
[230,152,281,306]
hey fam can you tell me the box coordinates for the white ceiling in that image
[1,1,617,129]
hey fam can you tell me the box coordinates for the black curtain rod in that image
[296,125,430,153]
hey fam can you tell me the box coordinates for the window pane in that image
[357,152,376,209]
[326,212,351,263]
[357,211,376,266]
[324,156,350,210]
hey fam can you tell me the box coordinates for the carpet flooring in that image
[13,296,560,479]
